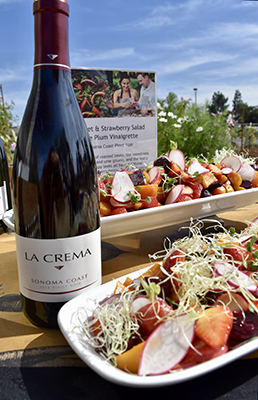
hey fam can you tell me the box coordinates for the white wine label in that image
[0,182,8,218]
[15,228,102,302]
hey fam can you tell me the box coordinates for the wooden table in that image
[1,203,258,399]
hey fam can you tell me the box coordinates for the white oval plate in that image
[57,267,258,388]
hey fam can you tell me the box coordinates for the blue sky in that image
[1,0,258,124]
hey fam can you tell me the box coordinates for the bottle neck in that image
[33,0,70,71]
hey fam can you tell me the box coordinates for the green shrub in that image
[157,96,235,161]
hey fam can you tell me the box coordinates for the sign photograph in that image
[72,68,157,174]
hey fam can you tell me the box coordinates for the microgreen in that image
[127,191,141,203]
[161,173,178,193]
[249,261,258,272]
[101,171,114,179]
[246,236,258,252]
[229,227,236,236]
[99,189,108,197]
[140,279,161,303]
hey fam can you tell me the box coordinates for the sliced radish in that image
[214,292,249,312]
[168,149,186,170]
[238,164,255,182]
[92,294,121,320]
[246,217,258,234]
[165,184,184,205]
[221,167,233,175]
[148,166,162,184]
[250,217,258,226]
[138,315,195,376]
[238,234,253,245]
[99,293,121,308]
[130,295,152,314]
[110,197,132,208]
[111,171,135,203]
[214,261,257,293]
[221,156,241,173]
[187,160,209,176]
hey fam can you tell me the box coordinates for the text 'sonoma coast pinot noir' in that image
[12,0,101,328]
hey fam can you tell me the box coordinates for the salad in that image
[75,218,258,376]
[99,147,258,217]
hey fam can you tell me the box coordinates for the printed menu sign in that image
[71,68,157,174]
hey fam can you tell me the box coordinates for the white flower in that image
[158,111,166,117]
[196,127,203,132]
[157,102,162,109]
[167,112,177,118]
[173,123,181,128]
[159,117,168,123]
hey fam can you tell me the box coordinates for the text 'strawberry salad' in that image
[75,218,258,376]
[99,147,258,217]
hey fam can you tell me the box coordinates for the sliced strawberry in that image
[182,185,193,196]
[245,242,258,269]
[141,196,159,209]
[163,249,186,293]
[195,305,233,349]
[223,246,250,270]
[133,297,173,337]
[176,193,193,202]
[191,181,203,199]
[110,207,128,215]
[163,248,185,274]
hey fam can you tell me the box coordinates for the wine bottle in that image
[12,0,101,328]
[0,136,12,220]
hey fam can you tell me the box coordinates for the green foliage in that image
[0,101,18,163]
[157,93,234,160]
[242,106,258,124]
[243,124,258,147]
[232,89,243,122]
[208,91,229,115]
[231,122,258,150]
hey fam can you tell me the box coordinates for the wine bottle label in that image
[0,182,8,218]
[15,228,102,302]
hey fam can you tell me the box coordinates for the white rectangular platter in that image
[57,266,258,388]
[101,188,258,239]
[4,189,258,239]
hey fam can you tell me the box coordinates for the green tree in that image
[0,101,18,162]
[208,91,229,114]
[242,105,258,124]
[158,92,178,114]
[232,89,244,122]
[164,92,178,112]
